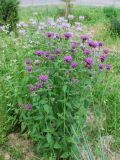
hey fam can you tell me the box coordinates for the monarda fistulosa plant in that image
[18,16,112,159]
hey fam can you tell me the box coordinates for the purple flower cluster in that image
[64,55,77,69]
[88,40,98,48]
[18,103,32,110]
[21,16,112,112]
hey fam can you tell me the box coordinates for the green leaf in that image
[46,133,54,146]
[44,104,50,114]
[61,152,70,158]
[62,85,67,93]
[54,142,61,149]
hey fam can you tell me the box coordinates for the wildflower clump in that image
[18,15,112,159]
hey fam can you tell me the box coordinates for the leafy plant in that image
[110,18,120,36]
[15,16,112,159]
[103,6,118,19]
[0,0,19,31]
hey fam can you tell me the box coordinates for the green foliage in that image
[103,6,118,19]
[0,0,19,31]
[0,5,120,159]
[110,18,120,36]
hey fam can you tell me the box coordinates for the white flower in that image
[79,16,85,20]
[68,15,74,20]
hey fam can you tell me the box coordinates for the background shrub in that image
[110,18,120,36]
[0,0,19,31]
[103,6,118,19]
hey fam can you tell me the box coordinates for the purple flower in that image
[25,104,32,110]
[105,64,112,70]
[71,61,78,68]
[38,75,48,82]
[71,77,79,83]
[84,57,94,67]
[88,40,98,48]
[79,16,85,20]
[98,41,104,47]
[55,33,61,39]
[80,35,89,41]
[103,48,109,54]
[25,59,31,65]
[100,54,107,62]
[49,54,56,61]
[46,32,54,38]
[44,51,50,58]
[62,22,71,28]
[68,15,74,20]
[18,29,26,34]
[64,32,72,39]
[26,65,32,72]
[55,48,61,54]
[35,82,43,88]
[64,55,73,63]
[29,84,36,91]
[71,41,78,49]
[84,48,91,55]
[98,64,104,69]
[35,50,44,56]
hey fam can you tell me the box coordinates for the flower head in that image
[64,55,73,63]
[100,54,107,62]
[25,104,32,110]
[35,50,44,56]
[79,16,85,20]
[55,33,61,39]
[71,41,78,49]
[46,32,54,38]
[64,32,72,39]
[38,75,48,82]
[49,54,56,61]
[25,59,31,65]
[71,61,78,68]
[26,65,32,72]
[55,48,61,54]
[98,41,104,47]
[88,40,98,48]
[80,35,89,41]
[103,48,109,54]
[68,15,74,20]
[84,48,91,55]
[105,64,112,70]
[29,84,36,91]
[84,57,94,68]
[98,64,104,69]
[35,82,43,88]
